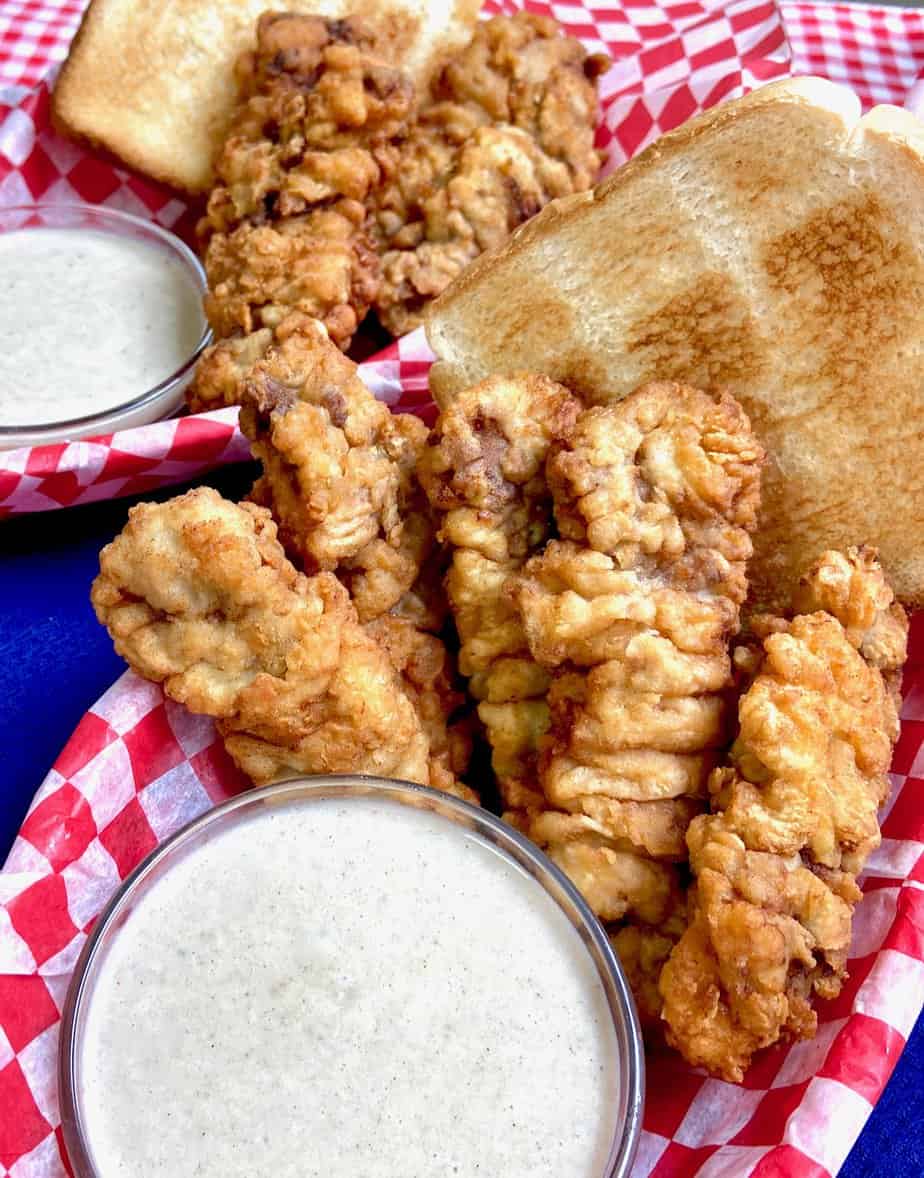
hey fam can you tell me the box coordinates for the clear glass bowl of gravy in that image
[59,777,644,1178]
[0,202,211,449]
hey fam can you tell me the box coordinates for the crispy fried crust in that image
[660,547,908,1081]
[418,373,583,794]
[510,384,763,936]
[91,487,430,787]
[370,12,607,335]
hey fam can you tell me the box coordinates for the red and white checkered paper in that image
[2,2,924,1177]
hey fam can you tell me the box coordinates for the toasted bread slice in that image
[52,0,480,194]
[426,77,924,609]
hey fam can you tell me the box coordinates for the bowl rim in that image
[58,774,645,1178]
[0,201,212,440]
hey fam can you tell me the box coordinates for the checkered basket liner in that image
[2,3,924,1177]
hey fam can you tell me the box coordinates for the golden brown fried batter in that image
[202,209,380,348]
[431,11,609,188]
[418,374,582,797]
[511,385,763,934]
[197,11,607,345]
[372,119,577,336]
[91,488,431,787]
[365,613,475,803]
[660,548,908,1082]
[369,13,608,335]
[200,14,415,349]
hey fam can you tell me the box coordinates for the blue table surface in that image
[1,465,922,1176]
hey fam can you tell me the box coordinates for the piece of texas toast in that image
[426,77,924,609]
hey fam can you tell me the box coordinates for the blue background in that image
[1,470,921,1176]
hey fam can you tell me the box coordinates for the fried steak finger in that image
[660,547,908,1081]
[91,487,431,787]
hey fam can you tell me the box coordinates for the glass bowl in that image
[0,202,211,449]
[59,776,644,1178]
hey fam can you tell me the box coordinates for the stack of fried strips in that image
[95,338,908,1072]
[194,10,608,358]
[94,318,475,801]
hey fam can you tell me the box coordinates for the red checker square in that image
[616,98,655,158]
[54,713,117,780]
[658,86,699,135]
[24,442,67,478]
[884,887,924,959]
[729,1,776,32]
[6,875,79,968]
[0,468,21,501]
[650,1142,718,1178]
[910,851,924,886]
[642,1051,707,1138]
[20,782,97,872]
[691,38,738,72]
[97,447,163,481]
[122,704,186,788]
[703,73,742,110]
[22,142,60,198]
[738,1039,790,1090]
[191,741,251,805]
[121,473,190,499]
[749,28,787,62]
[731,1079,810,1147]
[65,157,121,203]
[880,775,924,840]
[750,1143,829,1178]
[889,722,924,778]
[818,1012,904,1104]
[172,415,242,462]
[99,797,159,880]
[42,470,85,508]
[639,36,685,76]
[0,976,59,1053]
[0,1060,52,1166]
[816,951,877,1021]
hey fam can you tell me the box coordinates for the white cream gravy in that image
[0,227,204,426]
[78,797,620,1178]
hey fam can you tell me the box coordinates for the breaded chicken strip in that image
[365,613,475,804]
[91,488,431,788]
[418,374,582,801]
[200,14,414,349]
[370,12,608,335]
[660,547,907,1081]
[190,319,434,624]
[512,386,762,928]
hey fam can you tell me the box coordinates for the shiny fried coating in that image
[91,488,430,788]
[513,385,763,930]
[204,14,414,235]
[370,13,607,335]
[660,549,908,1082]
[418,374,582,797]
[365,613,476,803]
[431,11,609,188]
[190,319,442,635]
[205,319,430,619]
[372,119,577,337]
[200,15,414,350]
[202,209,380,349]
